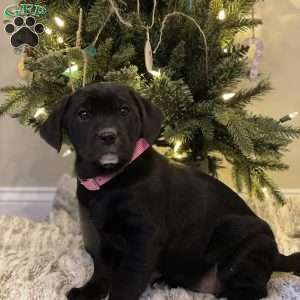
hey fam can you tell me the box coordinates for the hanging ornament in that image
[188,0,193,11]
[84,44,97,58]
[144,27,154,73]
[242,8,264,80]
[242,37,264,80]
[144,27,161,77]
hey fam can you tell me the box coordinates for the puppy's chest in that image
[78,189,131,257]
[83,189,133,233]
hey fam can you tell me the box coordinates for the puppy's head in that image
[40,83,163,173]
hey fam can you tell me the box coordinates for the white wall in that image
[0,0,299,189]
[0,0,73,187]
[219,0,300,189]
[256,0,300,188]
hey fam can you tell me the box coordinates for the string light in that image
[174,153,186,159]
[63,63,81,79]
[223,48,228,53]
[62,149,72,157]
[222,92,236,101]
[45,27,52,35]
[289,112,299,119]
[54,16,65,27]
[68,64,79,73]
[279,112,299,123]
[262,187,269,197]
[173,140,187,159]
[149,69,161,78]
[34,108,46,119]
[218,9,226,20]
[174,140,182,153]
[57,36,64,44]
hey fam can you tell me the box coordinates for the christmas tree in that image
[1,0,300,203]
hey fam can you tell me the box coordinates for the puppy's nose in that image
[97,128,117,145]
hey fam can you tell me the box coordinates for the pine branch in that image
[111,44,136,69]
[223,17,262,33]
[239,0,260,14]
[226,79,272,109]
[87,0,111,31]
[254,168,285,204]
[105,65,145,90]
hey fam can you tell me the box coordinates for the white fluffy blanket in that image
[1,175,300,300]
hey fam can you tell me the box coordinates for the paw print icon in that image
[5,16,44,48]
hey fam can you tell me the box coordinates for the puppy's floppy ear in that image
[131,90,163,144]
[39,96,71,152]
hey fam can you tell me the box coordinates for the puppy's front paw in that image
[67,285,109,300]
[67,288,84,300]
[67,287,105,300]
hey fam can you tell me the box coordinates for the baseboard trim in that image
[281,189,300,196]
[0,187,56,221]
[0,187,299,221]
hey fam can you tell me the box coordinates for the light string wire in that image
[92,9,114,47]
[251,7,255,39]
[108,0,133,28]
[153,11,209,77]
[75,8,88,87]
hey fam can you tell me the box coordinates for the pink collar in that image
[79,138,150,191]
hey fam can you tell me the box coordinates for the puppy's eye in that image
[120,105,130,116]
[78,109,90,121]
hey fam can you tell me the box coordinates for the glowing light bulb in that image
[173,140,187,160]
[279,111,299,123]
[223,48,228,53]
[57,36,64,44]
[45,27,52,35]
[54,16,65,27]
[149,69,161,78]
[62,149,72,157]
[69,64,79,72]
[174,140,182,153]
[218,9,226,20]
[34,108,46,119]
[174,153,185,160]
[63,63,81,79]
[262,187,269,196]
[289,112,299,120]
[222,93,236,101]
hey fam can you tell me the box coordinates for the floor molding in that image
[0,187,299,221]
[0,187,56,221]
[281,189,300,196]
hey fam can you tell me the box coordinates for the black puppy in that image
[40,83,300,300]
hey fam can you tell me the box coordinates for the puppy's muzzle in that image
[97,128,118,145]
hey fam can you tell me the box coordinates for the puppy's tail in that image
[274,253,300,275]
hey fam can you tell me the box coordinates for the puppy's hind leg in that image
[219,232,277,299]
